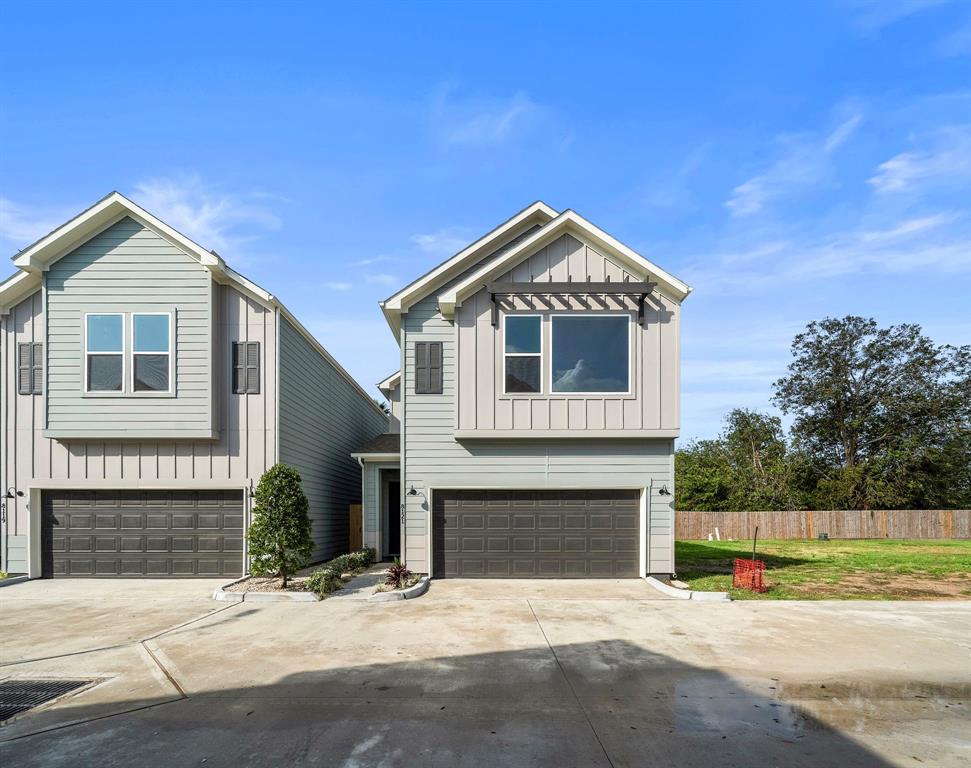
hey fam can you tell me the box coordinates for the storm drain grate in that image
[0,679,94,723]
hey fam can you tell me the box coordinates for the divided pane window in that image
[414,341,442,394]
[85,314,123,392]
[504,315,541,393]
[132,314,171,392]
[233,342,260,394]
[17,342,43,395]
[551,315,630,394]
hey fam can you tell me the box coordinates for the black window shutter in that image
[415,341,442,395]
[232,341,260,394]
[428,341,442,394]
[17,343,32,395]
[31,342,43,395]
[246,342,260,394]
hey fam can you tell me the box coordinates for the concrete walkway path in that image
[1,579,968,768]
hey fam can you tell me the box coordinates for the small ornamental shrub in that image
[385,558,412,590]
[247,464,314,588]
[307,566,342,596]
[307,548,377,597]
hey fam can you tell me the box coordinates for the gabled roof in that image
[377,370,401,395]
[439,210,691,317]
[350,432,400,457]
[0,191,387,420]
[1,191,273,311]
[379,200,557,336]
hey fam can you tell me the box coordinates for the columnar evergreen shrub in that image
[247,464,313,588]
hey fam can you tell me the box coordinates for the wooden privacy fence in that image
[676,509,971,540]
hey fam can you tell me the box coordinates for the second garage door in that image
[432,489,640,578]
[42,489,245,578]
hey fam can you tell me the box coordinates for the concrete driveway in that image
[1,578,969,767]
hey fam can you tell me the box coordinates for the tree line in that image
[676,316,971,511]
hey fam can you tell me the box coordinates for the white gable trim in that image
[2,192,386,420]
[377,370,401,394]
[439,210,691,317]
[379,201,557,336]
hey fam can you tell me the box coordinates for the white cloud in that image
[0,197,74,250]
[644,143,711,210]
[936,18,971,57]
[685,208,968,292]
[351,255,393,267]
[364,273,398,286]
[725,114,863,217]
[324,281,353,291]
[410,229,468,256]
[131,175,281,256]
[844,0,952,34]
[867,125,971,193]
[432,86,542,147]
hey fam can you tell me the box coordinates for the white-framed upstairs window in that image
[84,313,125,392]
[503,314,542,394]
[131,312,173,393]
[550,313,632,395]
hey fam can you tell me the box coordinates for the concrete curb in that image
[0,575,30,588]
[368,575,430,603]
[644,576,731,602]
[212,577,320,603]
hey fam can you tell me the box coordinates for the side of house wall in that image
[402,293,675,575]
[277,316,388,562]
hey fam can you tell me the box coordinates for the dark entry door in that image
[42,489,244,578]
[386,481,401,558]
[432,489,640,578]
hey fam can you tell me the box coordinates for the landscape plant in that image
[677,317,971,511]
[307,548,376,597]
[385,558,412,589]
[246,463,314,588]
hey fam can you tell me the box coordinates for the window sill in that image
[81,391,177,398]
[453,428,679,439]
[43,428,219,440]
[497,392,637,402]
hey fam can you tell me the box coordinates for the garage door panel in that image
[433,489,641,579]
[43,490,244,578]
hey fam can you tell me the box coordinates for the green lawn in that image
[674,539,971,600]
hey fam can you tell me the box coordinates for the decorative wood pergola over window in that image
[485,278,658,327]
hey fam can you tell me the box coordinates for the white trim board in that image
[439,210,692,318]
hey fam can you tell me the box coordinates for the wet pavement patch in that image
[675,676,805,737]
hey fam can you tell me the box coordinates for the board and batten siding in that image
[403,292,676,575]
[45,217,213,438]
[277,316,388,563]
[456,233,680,434]
[0,283,279,573]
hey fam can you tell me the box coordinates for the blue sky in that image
[2,0,969,442]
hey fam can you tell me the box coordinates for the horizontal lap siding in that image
[277,317,388,563]
[404,294,676,575]
[2,281,279,575]
[45,217,212,436]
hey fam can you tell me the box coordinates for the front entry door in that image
[386,481,401,558]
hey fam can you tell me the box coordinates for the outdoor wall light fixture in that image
[407,485,420,496]
[5,487,24,499]
[658,485,671,496]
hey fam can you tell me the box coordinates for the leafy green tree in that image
[772,317,970,509]
[676,408,799,511]
[247,464,314,587]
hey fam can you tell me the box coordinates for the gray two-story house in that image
[353,202,691,578]
[0,192,387,579]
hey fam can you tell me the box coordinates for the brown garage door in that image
[432,489,640,578]
[42,490,244,578]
